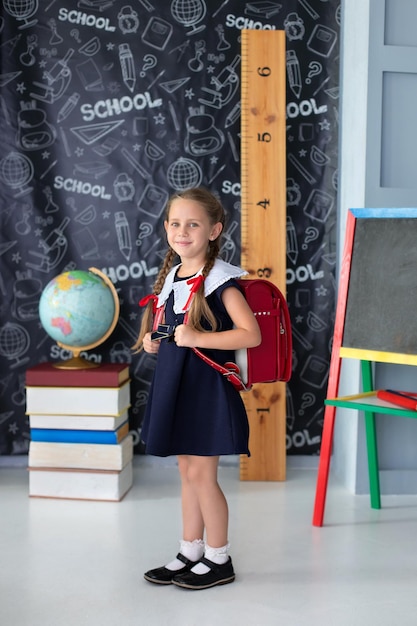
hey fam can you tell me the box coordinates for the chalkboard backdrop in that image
[0,0,340,455]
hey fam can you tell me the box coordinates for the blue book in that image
[30,421,129,444]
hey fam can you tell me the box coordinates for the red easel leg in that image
[312,404,336,527]
[312,209,356,527]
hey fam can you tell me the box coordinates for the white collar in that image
[157,258,248,314]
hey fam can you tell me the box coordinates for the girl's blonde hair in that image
[132,187,226,352]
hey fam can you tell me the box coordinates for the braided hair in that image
[132,187,226,352]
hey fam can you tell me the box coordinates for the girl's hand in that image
[173,324,199,348]
[143,332,160,354]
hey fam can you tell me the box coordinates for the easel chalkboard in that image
[312,208,417,526]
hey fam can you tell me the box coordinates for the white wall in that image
[332,0,371,493]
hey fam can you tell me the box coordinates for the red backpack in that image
[149,278,292,392]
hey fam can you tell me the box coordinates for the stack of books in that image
[26,362,133,501]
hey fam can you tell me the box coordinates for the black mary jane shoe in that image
[172,556,235,590]
[143,553,196,585]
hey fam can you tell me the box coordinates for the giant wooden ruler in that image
[239,30,287,481]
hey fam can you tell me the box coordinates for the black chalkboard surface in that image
[343,215,417,356]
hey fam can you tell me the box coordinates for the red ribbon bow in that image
[182,275,205,311]
[139,293,158,313]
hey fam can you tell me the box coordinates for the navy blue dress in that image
[141,276,250,457]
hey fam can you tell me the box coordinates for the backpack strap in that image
[191,346,249,391]
[182,308,248,392]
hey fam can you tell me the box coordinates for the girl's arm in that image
[173,286,261,350]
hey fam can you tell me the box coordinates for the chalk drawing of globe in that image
[171,0,206,33]
[167,157,202,191]
[39,267,120,368]
[0,322,30,368]
[0,151,33,195]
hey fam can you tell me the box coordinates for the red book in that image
[376,389,417,411]
[26,362,130,388]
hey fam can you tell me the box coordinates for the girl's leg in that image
[172,455,235,588]
[177,455,205,541]
[160,455,205,570]
[143,455,206,584]
[182,455,228,548]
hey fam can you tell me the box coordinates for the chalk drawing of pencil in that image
[286,50,302,99]
[119,44,136,93]
[286,215,299,265]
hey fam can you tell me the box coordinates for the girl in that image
[133,187,261,590]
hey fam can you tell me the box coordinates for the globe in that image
[167,157,202,190]
[38,267,120,369]
[0,152,34,193]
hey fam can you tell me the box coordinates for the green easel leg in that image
[361,360,381,509]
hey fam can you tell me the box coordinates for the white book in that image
[28,434,134,471]
[26,380,130,416]
[28,461,133,501]
[28,409,129,431]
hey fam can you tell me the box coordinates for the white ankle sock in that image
[165,539,205,571]
[191,543,230,575]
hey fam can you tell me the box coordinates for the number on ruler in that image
[257,132,271,142]
[257,268,272,278]
[256,407,270,423]
[257,66,271,77]
[257,199,270,209]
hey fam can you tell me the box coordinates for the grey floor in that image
[2,456,417,626]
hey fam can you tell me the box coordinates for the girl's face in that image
[164,198,222,268]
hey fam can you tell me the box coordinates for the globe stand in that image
[53,347,100,370]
